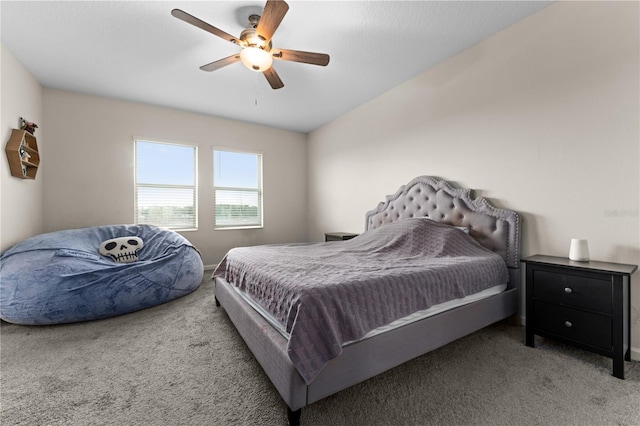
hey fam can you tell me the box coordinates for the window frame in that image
[134,138,198,231]
[213,147,263,230]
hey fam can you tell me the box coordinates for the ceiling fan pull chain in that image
[254,73,259,106]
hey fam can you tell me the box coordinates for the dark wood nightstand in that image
[324,232,358,242]
[523,255,637,379]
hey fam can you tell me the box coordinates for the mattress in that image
[229,282,507,345]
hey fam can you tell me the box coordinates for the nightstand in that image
[523,255,637,379]
[324,232,358,242]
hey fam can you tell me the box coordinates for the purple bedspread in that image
[213,218,508,384]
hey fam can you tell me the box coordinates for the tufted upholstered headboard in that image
[365,176,521,268]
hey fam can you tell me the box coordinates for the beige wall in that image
[42,89,308,266]
[1,44,44,252]
[3,2,640,358]
[307,2,640,356]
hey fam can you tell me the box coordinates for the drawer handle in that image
[564,321,573,328]
[564,287,573,294]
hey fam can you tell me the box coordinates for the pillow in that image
[415,216,469,234]
[99,236,144,263]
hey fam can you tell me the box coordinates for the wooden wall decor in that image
[5,129,40,179]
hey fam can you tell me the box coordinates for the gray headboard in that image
[365,176,521,268]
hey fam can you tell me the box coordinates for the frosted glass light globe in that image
[240,47,273,72]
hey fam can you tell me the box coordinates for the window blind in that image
[213,149,262,229]
[135,140,197,230]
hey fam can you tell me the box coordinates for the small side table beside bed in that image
[324,232,358,242]
[522,254,637,379]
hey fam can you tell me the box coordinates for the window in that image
[135,140,197,230]
[213,149,262,229]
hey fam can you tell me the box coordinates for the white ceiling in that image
[1,1,552,133]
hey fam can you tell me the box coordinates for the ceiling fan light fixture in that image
[240,47,273,72]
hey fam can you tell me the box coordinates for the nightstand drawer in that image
[532,269,612,314]
[533,301,612,351]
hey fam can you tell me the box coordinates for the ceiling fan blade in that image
[263,67,284,90]
[200,55,241,72]
[273,48,330,66]
[171,9,238,45]
[255,0,289,43]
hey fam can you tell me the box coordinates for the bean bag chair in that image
[0,224,204,325]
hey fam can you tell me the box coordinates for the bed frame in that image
[214,176,521,425]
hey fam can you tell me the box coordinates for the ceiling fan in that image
[171,0,330,90]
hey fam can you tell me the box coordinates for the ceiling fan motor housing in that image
[240,27,271,51]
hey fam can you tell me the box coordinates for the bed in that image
[213,176,521,424]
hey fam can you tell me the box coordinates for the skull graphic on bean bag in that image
[99,236,144,263]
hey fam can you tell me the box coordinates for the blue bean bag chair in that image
[0,225,204,325]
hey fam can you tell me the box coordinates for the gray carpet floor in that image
[1,275,639,425]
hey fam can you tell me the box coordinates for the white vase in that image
[569,239,590,262]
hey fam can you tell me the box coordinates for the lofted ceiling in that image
[1,1,552,133]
